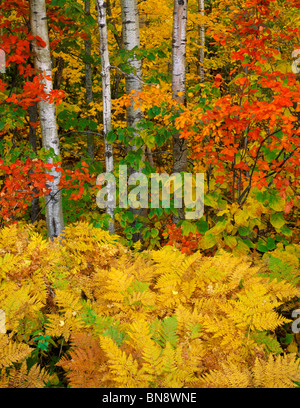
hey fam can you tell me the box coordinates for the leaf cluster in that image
[1,222,300,388]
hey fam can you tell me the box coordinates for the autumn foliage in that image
[0,0,300,389]
[1,222,300,388]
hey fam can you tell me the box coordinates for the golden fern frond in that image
[228,284,291,331]
[125,289,156,310]
[8,362,50,388]
[25,270,48,306]
[265,279,300,302]
[200,362,252,388]
[130,254,156,283]
[127,318,161,385]
[252,353,300,388]
[0,252,23,279]
[45,313,84,341]
[0,369,9,388]
[53,289,83,318]
[0,333,32,369]
[175,304,203,339]
[99,335,151,387]
[165,342,202,387]
[0,281,45,333]
[101,267,134,307]
[156,342,197,387]
[57,332,110,388]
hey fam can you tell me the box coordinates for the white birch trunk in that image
[120,0,143,149]
[172,0,188,175]
[85,0,95,159]
[121,0,144,242]
[198,0,205,83]
[96,0,115,234]
[172,0,188,222]
[29,0,64,240]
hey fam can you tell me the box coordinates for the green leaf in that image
[257,239,268,252]
[256,190,268,204]
[148,106,161,119]
[209,218,228,235]
[224,235,237,249]
[106,130,117,143]
[280,225,293,237]
[196,218,209,234]
[266,237,276,251]
[143,229,151,240]
[181,221,197,236]
[159,316,178,348]
[151,228,159,238]
[243,238,255,248]
[202,232,217,249]
[204,193,219,208]
[238,226,251,236]
[124,211,134,223]
[268,191,285,212]
[103,326,127,347]
[270,213,285,229]
[280,333,294,346]
[252,332,282,355]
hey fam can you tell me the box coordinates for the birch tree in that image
[172,0,188,221]
[198,0,205,83]
[120,0,143,145]
[172,0,188,175]
[29,0,64,240]
[121,0,144,242]
[85,0,95,159]
[96,0,115,234]
[28,102,40,223]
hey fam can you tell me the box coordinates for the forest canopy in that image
[0,0,300,389]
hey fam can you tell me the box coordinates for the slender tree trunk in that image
[121,0,143,140]
[28,102,41,223]
[29,0,64,240]
[172,0,188,221]
[96,0,115,234]
[121,0,144,242]
[85,0,95,159]
[53,56,64,90]
[198,0,205,83]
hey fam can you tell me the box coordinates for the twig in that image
[238,128,282,206]
[108,65,159,86]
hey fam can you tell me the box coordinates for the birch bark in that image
[29,0,64,240]
[121,0,144,242]
[198,0,205,83]
[172,0,188,221]
[120,0,143,141]
[96,0,115,234]
[28,102,40,223]
[85,0,95,159]
[172,0,188,174]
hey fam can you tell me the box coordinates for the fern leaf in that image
[57,332,110,388]
[201,362,251,388]
[99,335,151,387]
[8,362,50,388]
[252,353,300,388]
[0,333,32,369]
[251,332,283,355]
